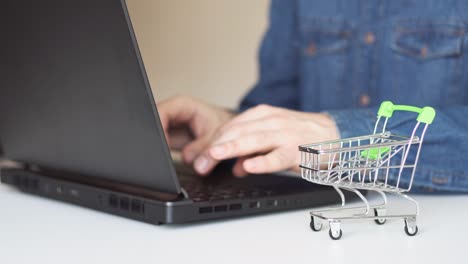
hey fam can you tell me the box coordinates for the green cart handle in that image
[377,101,436,124]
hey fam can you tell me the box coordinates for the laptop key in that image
[237,192,246,198]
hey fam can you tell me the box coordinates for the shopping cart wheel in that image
[310,216,322,231]
[328,228,342,240]
[374,208,386,225]
[404,224,418,236]
[404,217,418,236]
[329,221,342,240]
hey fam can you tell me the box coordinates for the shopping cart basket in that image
[299,101,436,240]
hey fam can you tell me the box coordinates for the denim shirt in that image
[239,0,468,192]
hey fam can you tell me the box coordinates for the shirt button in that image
[420,45,429,58]
[306,43,317,56]
[364,32,376,45]
[359,94,371,107]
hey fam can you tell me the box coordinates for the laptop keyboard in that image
[175,163,277,203]
[182,181,276,202]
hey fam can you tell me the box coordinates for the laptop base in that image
[0,168,350,224]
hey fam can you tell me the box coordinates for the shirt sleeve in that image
[238,0,300,111]
[326,105,468,193]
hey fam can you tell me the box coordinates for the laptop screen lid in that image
[0,0,181,194]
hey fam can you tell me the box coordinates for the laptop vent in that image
[199,203,242,214]
[13,175,39,192]
[108,194,144,216]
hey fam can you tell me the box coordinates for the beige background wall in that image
[126,0,270,109]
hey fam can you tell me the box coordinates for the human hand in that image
[198,104,340,176]
[157,96,234,167]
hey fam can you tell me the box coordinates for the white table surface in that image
[0,182,467,264]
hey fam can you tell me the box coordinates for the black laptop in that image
[0,0,341,224]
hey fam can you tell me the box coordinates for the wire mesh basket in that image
[299,101,436,240]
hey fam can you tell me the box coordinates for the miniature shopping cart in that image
[299,101,436,240]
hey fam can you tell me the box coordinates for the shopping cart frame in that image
[299,101,436,240]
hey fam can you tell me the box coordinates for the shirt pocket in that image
[299,18,352,56]
[389,19,465,104]
[298,18,354,108]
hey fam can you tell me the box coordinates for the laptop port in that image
[266,200,278,207]
[229,204,242,211]
[214,205,227,212]
[69,189,79,198]
[249,201,260,209]
[55,185,63,194]
[199,206,213,214]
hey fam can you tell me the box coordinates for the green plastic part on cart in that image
[377,101,436,124]
[361,146,390,160]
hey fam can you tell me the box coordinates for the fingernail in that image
[194,156,209,173]
[210,145,226,158]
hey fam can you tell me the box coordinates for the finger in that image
[182,134,212,163]
[212,116,285,145]
[158,98,191,145]
[157,96,198,132]
[227,104,280,126]
[243,149,293,174]
[193,152,219,176]
[209,131,280,161]
[168,127,193,150]
[232,157,250,177]
[192,130,278,176]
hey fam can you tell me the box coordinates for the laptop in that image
[0,0,342,224]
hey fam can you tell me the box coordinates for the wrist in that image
[319,112,340,140]
[305,112,340,141]
[324,108,377,140]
